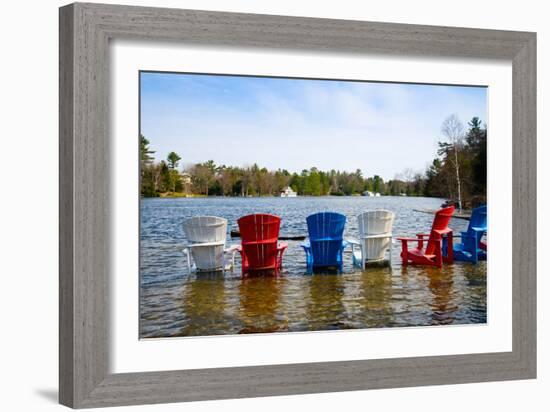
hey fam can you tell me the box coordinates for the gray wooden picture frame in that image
[59,2,536,408]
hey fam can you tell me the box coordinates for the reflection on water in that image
[307,274,346,330]
[424,266,457,325]
[239,276,287,334]
[140,196,487,338]
[180,272,231,336]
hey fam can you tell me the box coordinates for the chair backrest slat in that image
[182,216,228,271]
[463,204,487,253]
[357,210,395,261]
[238,214,281,269]
[306,212,346,266]
[182,216,227,243]
[467,205,487,234]
[425,206,455,255]
[357,210,395,237]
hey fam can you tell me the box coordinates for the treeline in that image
[140,141,420,198]
[140,115,486,206]
[188,165,403,197]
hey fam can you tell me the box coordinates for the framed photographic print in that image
[59,2,536,408]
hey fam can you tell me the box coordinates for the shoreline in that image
[144,194,442,199]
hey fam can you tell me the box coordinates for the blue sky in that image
[140,72,487,180]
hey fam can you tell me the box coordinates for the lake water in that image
[140,196,487,338]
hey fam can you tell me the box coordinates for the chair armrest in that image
[416,233,430,238]
[187,240,225,248]
[224,244,241,253]
[346,237,361,245]
[361,233,393,240]
[300,240,311,248]
[396,237,423,242]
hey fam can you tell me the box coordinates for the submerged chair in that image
[350,210,395,269]
[182,216,232,272]
[443,205,487,263]
[301,212,348,273]
[235,214,287,275]
[397,206,455,268]
[480,237,487,252]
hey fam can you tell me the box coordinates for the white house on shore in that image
[280,186,297,197]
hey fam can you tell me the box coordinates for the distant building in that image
[363,191,374,197]
[180,172,192,185]
[180,172,192,195]
[280,186,297,197]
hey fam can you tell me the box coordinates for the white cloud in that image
[141,77,486,180]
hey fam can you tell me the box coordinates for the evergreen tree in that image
[140,135,157,197]
[167,151,181,169]
[140,135,155,167]
[466,117,487,195]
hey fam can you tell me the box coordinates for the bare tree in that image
[441,114,465,211]
[402,168,415,183]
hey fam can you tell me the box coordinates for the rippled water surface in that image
[140,196,486,338]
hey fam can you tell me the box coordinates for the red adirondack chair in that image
[236,214,288,275]
[480,238,487,251]
[398,206,455,268]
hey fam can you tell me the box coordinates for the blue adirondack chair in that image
[443,205,487,263]
[301,212,348,273]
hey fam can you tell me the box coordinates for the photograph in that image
[138,71,488,339]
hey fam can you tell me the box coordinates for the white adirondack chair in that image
[350,210,395,269]
[182,216,233,273]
